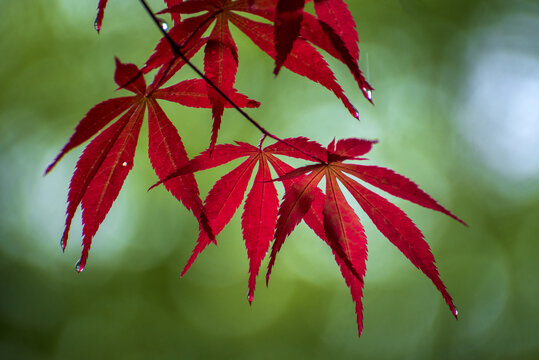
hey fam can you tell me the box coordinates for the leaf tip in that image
[352,105,360,120]
[45,153,64,175]
[265,268,272,287]
[454,215,468,227]
[273,64,283,77]
[247,99,261,108]
[93,19,102,34]
[247,289,254,305]
[44,163,55,176]
[148,180,162,192]
[75,258,85,273]
[60,236,67,252]
[362,88,374,104]
[452,303,459,319]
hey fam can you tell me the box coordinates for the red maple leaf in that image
[150,137,358,302]
[46,58,259,271]
[145,0,373,150]
[150,140,289,302]
[262,137,465,335]
[152,136,464,336]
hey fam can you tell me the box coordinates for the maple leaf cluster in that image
[47,0,464,336]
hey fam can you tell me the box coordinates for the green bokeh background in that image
[1,0,538,359]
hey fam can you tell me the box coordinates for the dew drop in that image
[351,105,360,119]
[363,88,373,101]
[453,305,459,318]
[122,161,128,167]
[60,236,66,252]
[75,259,85,273]
[157,17,169,32]
[247,290,254,305]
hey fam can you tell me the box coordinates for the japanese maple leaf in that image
[46,58,259,271]
[258,0,374,99]
[149,138,357,302]
[94,0,183,33]
[145,0,367,151]
[265,137,465,335]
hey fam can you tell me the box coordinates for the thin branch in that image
[138,0,324,163]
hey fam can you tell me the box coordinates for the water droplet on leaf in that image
[122,161,128,167]
[157,17,169,32]
[351,105,360,119]
[363,88,373,101]
[75,259,85,273]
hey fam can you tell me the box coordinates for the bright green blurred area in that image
[1,0,538,359]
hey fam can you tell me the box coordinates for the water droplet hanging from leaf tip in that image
[363,88,373,101]
[75,259,84,273]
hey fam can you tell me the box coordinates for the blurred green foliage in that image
[1,0,538,359]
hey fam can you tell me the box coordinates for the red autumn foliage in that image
[47,0,464,337]
[47,58,258,271]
